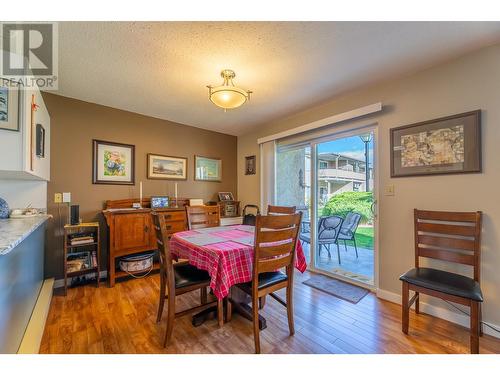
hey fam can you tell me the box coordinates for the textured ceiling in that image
[55,22,500,135]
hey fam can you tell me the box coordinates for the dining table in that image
[169,224,307,328]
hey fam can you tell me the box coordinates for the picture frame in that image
[36,124,45,158]
[151,196,170,208]
[0,79,20,132]
[147,153,187,180]
[218,192,234,201]
[390,110,481,178]
[194,155,222,182]
[92,139,135,185]
[245,155,256,175]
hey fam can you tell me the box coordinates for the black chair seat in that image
[238,271,288,294]
[299,232,310,243]
[174,263,211,289]
[399,267,483,302]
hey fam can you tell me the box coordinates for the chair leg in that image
[415,292,420,314]
[286,286,295,336]
[344,239,348,252]
[402,281,409,335]
[252,296,261,354]
[353,237,358,258]
[163,291,175,347]
[470,301,480,354]
[259,296,266,309]
[226,298,232,322]
[156,276,166,323]
[217,298,224,328]
[336,243,341,264]
[200,286,208,304]
[479,303,483,336]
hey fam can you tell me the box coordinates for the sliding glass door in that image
[276,143,312,266]
[313,130,375,286]
[275,128,377,287]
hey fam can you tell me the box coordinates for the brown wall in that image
[43,93,237,279]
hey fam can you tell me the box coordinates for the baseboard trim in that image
[376,288,500,339]
[53,270,108,289]
[17,278,54,354]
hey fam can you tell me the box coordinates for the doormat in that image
[303,274,370,304]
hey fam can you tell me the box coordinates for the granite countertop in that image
[0,215,51,255]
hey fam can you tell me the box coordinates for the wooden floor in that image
[40,271,500,354]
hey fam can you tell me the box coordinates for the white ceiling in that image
[55,22,500,136]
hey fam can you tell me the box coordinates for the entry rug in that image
[302,274,370,304]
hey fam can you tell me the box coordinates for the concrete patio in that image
[301,241,374,285]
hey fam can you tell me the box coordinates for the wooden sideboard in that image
[103,197,189,287]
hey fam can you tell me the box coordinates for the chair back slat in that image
[186,205,220,230]
[414,209,482,281]
[253,212,302,279]
[267,205,296,215]
[418,248,475,266]
[417,234,476,252]
[258,227,297,243]
[417,222,476,237]
[257,254,294,273]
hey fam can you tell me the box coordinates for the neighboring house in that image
[276,149,373,209]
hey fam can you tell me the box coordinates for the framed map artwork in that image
[390,110,481,177]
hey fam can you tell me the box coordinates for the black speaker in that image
[70,205,80,225]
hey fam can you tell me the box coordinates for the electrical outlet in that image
[62,192,71,203]
[54,193,62,203]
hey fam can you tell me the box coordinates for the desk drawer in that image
[163,220,186,233]
[161,211,185,222]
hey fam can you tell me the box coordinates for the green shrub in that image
[321,191,373,224]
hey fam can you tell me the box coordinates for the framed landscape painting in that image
[390,110,481,177]
[92,140,135,185]
[147,153,187,180]
[194,155,222,182]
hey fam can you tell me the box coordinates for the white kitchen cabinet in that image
[0,84,50,181]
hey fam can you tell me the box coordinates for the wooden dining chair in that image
[400,209,483,353]
[186,205,221,230]
[232,212,302,353]
[267,205,296,215]
[151,211,223,346]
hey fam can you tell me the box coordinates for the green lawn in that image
[353,226,374,249]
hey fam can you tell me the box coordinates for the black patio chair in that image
[299,215,344,264]
[337,212,362,258]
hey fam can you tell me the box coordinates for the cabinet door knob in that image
[144,226,149,233]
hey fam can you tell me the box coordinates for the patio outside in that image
[276,135,375,285]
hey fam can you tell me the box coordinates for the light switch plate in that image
[62,192,71,203]
[54,193,62,203]
[384,184,395,196]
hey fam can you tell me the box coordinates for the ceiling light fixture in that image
[207,69,252,111]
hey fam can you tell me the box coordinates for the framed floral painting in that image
[92,140,135,185]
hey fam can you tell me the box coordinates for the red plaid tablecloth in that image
[169,225,307,299]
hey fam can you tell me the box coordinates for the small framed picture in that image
[245,155,256,175]
[390,110,481,177]
[0,80,20,132]
[218,192,234,201]
[36,124,45,158]
[92,140,135,185]
[151,196,170,208]
[147,153,187,180]
[195,155,222,182]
